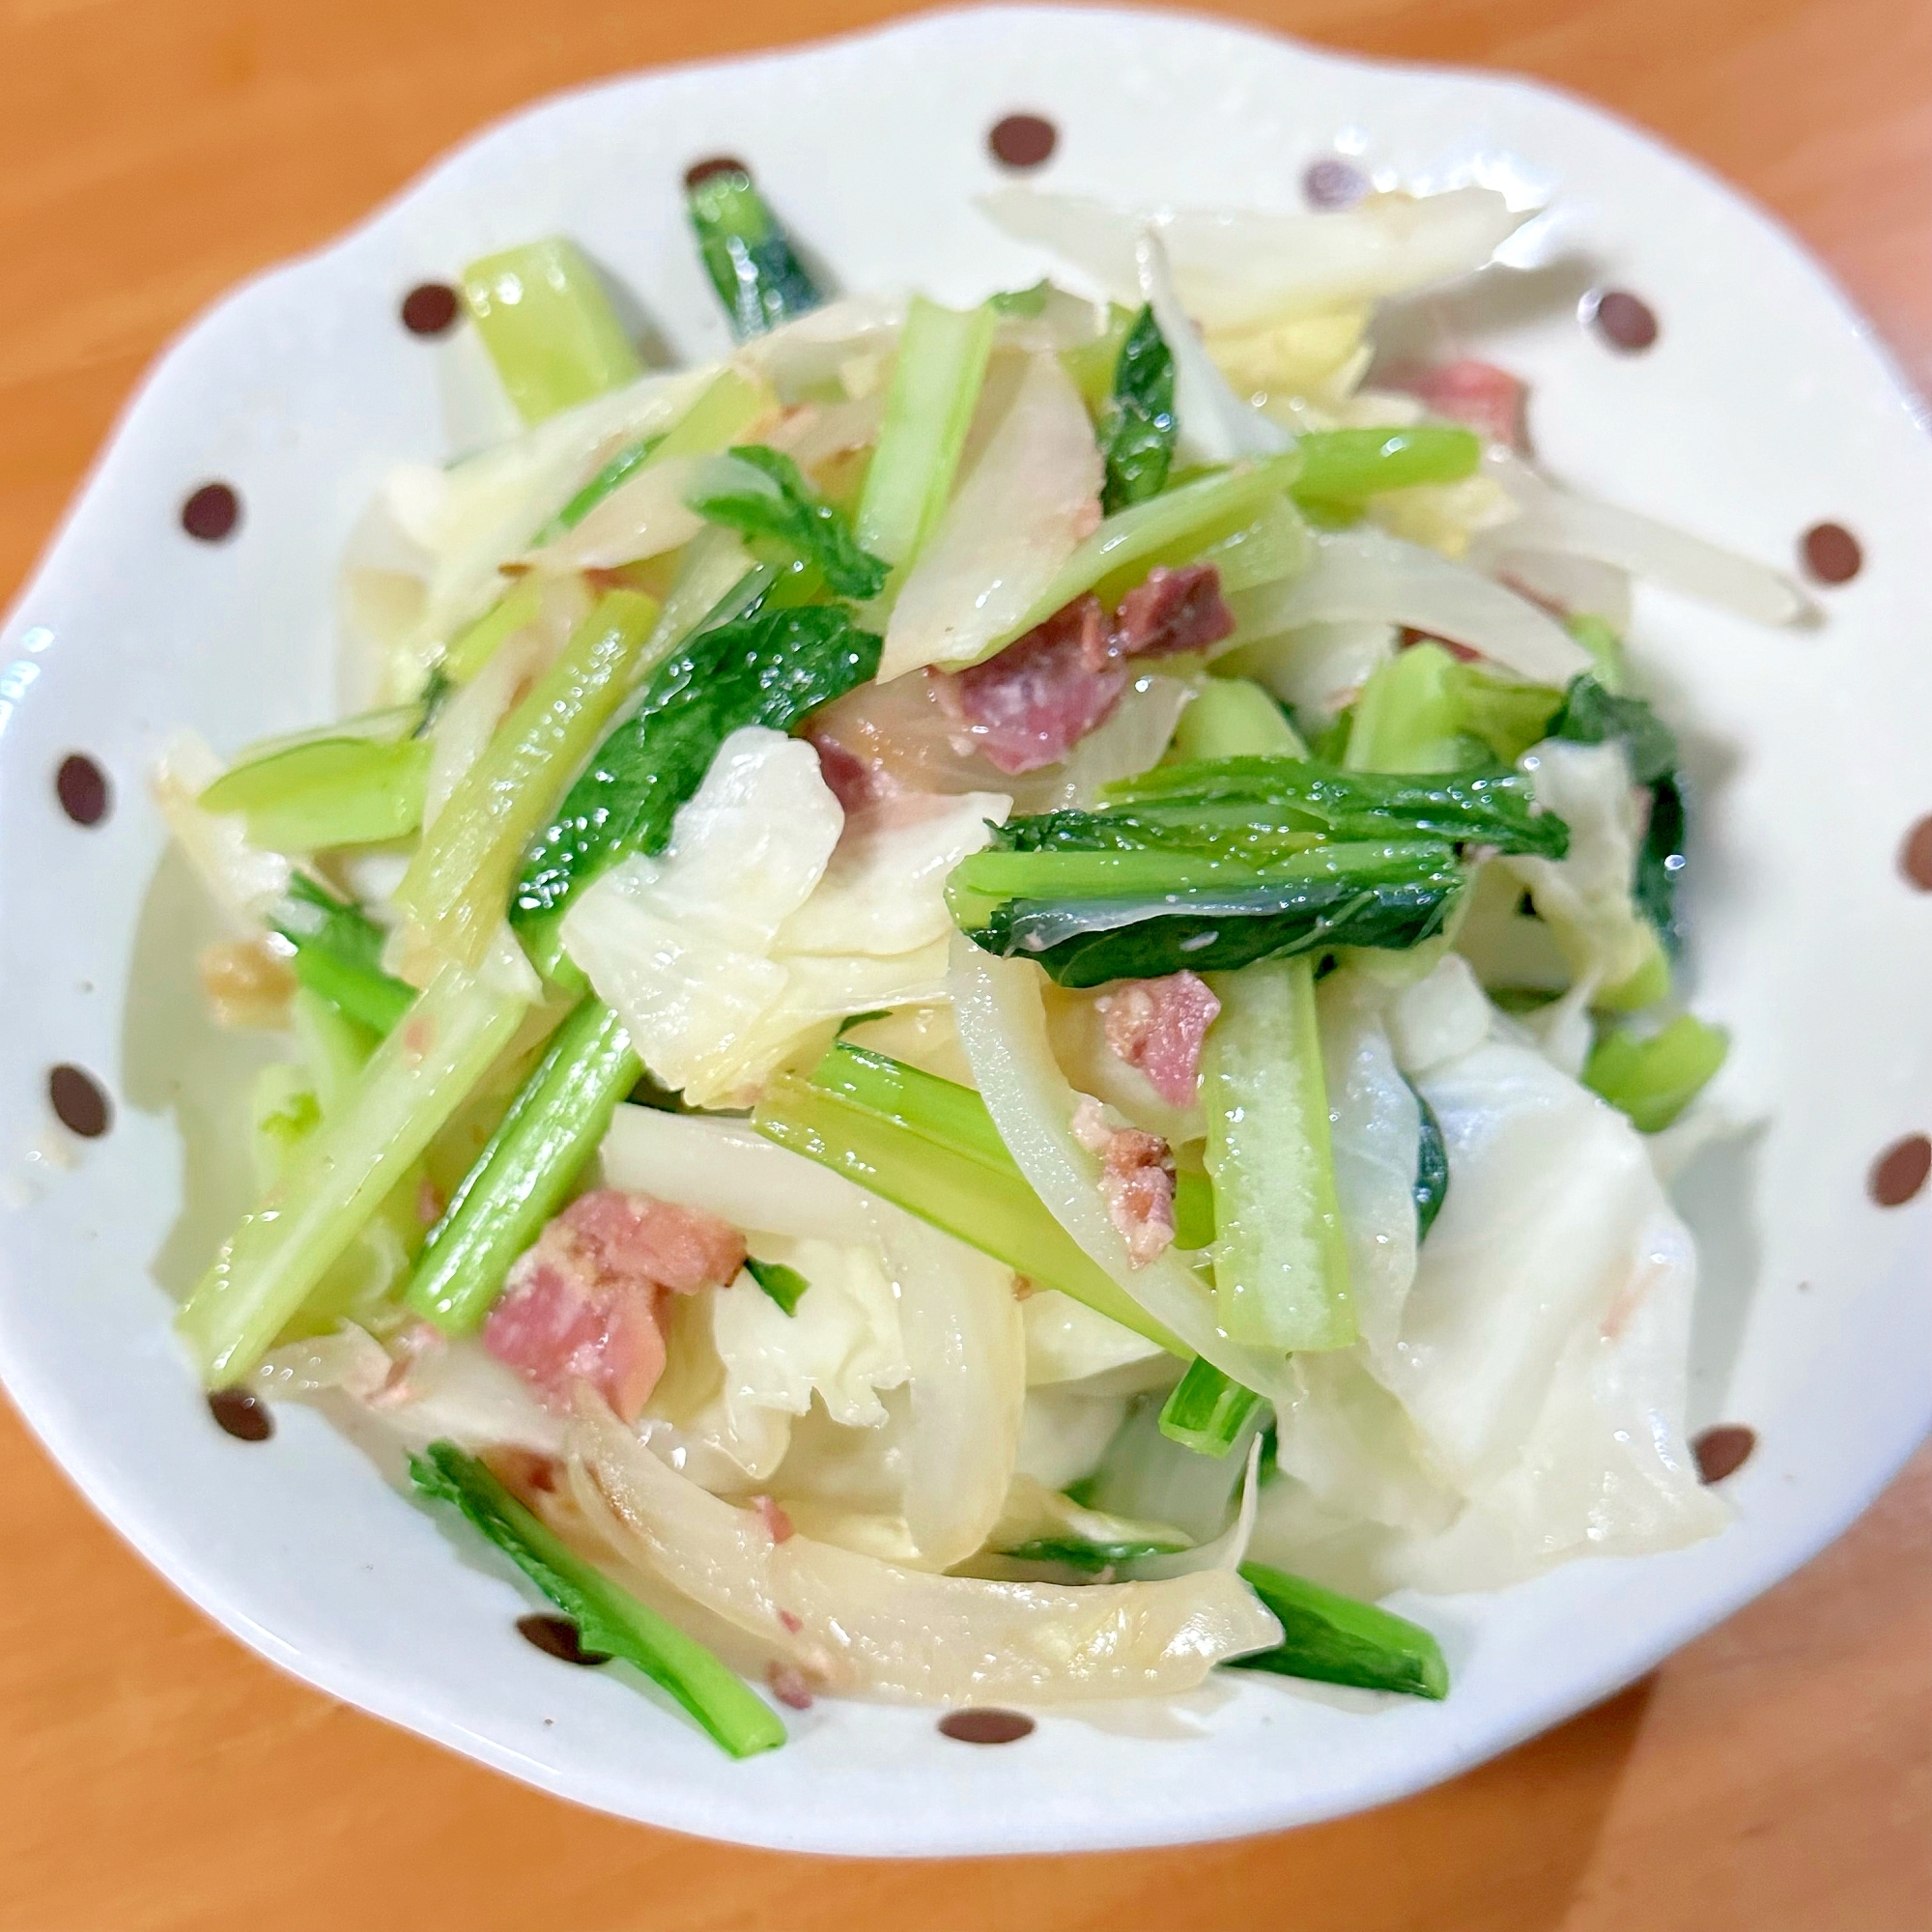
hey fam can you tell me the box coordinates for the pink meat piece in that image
[483,1189,747,1422]
[930,593,1122,777]
[1071,1095,1178,1267]
[1388,358,1528,452]
[930,566,1235,778]
[809,732,887,813]
[1111,564,1236,660]
[1097,972,1222,1109]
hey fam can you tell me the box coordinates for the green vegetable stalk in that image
[199,735,430,853]
[1202,957,1355,1352]
[684,159,823,340]
[396,588,663,970]
[404,998,640,1333]
[1166,678,1306,763]
[1231,1560,1448,1698]
[1158,1355,1264,1457]
[753,1065,1182,1352]
[411,1441,785,1757]
[461,239,644,424]
[1290,426,1480,515]
[856,296,996,573]
[1584,1011,1728,1132]
[177,961,528,1383]
[270,876,416,1037]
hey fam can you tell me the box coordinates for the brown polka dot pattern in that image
[1691,1425,1755,1484]
[181,482,240,542]
[939,1708,1036,1744]
[1900,817,1932,892]
[207,1387,273,1442]
[517,1613,610,1665]
[988,114,1057,169]
[1590,290,1659,352]
[684,155,750,190]
[1303,157,1368,210]
[400,282,460,336]
[1801,522,1862,584]
[1870,1134,1932,1208]
[55,753,109,826]
[48,1064,110,1138]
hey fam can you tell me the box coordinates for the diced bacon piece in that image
[753,1494,796,1544]
[1070,1095,1178,1266]
[483,1189,747,1422]
[1112,565,1236,660]
[777,1608,804,1634]
[931,594,1124,776]
[810,731,894,813]
[555,1189,747,1295]
[1388,358,1528,452]
[768,1662,815,1710]
[1097,972,1221,1108]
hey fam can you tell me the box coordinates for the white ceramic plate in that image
[1,3,1927,1858]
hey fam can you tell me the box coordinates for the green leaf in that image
[745,1255,810,1316]
[1409,1079,1450,1241]
[688,444,889,600]
[1231,1560,1448,1698]
[512,603,882,935]
[1099,305,1178,514]
[410,1440,785,1757]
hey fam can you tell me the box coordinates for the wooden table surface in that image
[2,2,1928,1927]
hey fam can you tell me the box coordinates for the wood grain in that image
[1,3,1927,1926]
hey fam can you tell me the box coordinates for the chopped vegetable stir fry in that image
[157,164,1788,1755]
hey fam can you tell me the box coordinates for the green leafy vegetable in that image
[270,876,416,1037]
[684,160,823,340]
[948,838,1464,987]
[1551,673,1687,953]
[997,1534,1189,1574]
[177,962,528,1383]
[404,998,640,1333]
[1289,426,1480,514]
[441,578,547,687]
[1101,757,1569,859]
[1061,302,1136,412]
[744,1256,810,1316]
[1583,1011,1728,1132]
[1445,666,1565,765]
[410,1441,785,1757]
[1158,1355,1264,1457]
[512,603,882,940]
[199,735,430,853]
[1344,640,1475,775]
[855,296,996,572]
[1203,957,1354,1352]
[1230,1560,1448,1698]
[687,445,889,600]
[397,588,663,970]
[461,239,643,424]
[1098,304,1177,514]
[752,1066,1182,1352]
[1409,1079,1450,1240]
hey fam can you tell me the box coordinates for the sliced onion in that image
[739,293,908,403]
[1478,451,1808,626]
[153,730,293,932]
[1122,1435,1263,1578]
[1232,526,1591,684]
[1487,547,1633,632]
[880,351,1103,681]
[1216,619,1396,727]
[571,1393,1280,1702]
[950,936,1299,1407]
[526,452,706,572]
[863,1201,1025,1569]
[1136,230,1290,465]
[980,185,1531,332]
